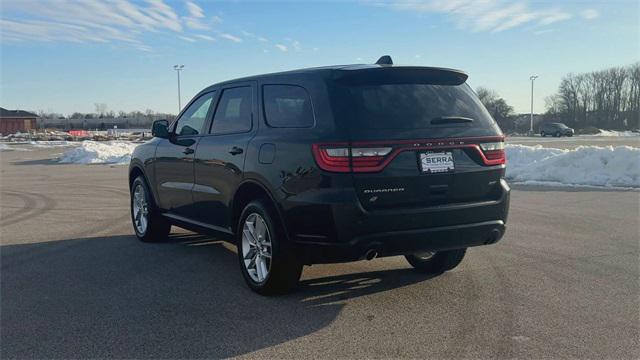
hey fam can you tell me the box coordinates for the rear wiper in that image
[430,116,474,125]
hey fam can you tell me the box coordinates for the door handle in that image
[229,146,243,155]
[183,148,194,155]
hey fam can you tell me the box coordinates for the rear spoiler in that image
[333,66,469,86]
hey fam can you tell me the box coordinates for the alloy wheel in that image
[241,213,272,283]
[132,184,149,234]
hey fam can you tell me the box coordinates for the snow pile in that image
[59,141,137,165]
[29,141,75,148]
[506,144,640,188]
[0,143,31,151]
[587,130,640,137]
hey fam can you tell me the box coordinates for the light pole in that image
[173,65,184,113]
[529,75,538,135]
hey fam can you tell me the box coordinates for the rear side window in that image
[211,86,252,134]
[345,83,495,130]
[263,85,314,128]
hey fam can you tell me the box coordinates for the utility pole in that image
[529,75,538,135]
[173,65,184,113]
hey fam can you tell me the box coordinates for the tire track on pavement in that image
[0,192,37,225]
[1,186,132,270]
[0,191,57,227]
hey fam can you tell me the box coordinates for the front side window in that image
[210,86,252,134]
[174,92,215,136]
[263,85,314,128]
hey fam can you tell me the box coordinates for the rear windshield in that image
[344,83,495,130]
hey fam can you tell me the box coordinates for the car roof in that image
[202,64,468,92]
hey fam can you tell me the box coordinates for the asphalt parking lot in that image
[1,145,638,359]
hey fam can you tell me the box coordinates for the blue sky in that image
[1,0,638,115]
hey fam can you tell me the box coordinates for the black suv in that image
[540,122,574,137]
[129,57,510,294]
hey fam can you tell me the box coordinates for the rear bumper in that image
[294,220,505,264]
[287,179,510,264]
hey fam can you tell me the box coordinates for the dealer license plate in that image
[420,151,454,173]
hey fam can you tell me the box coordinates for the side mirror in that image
[152,120,169,138]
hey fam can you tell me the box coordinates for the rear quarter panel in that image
[242,74,352,241]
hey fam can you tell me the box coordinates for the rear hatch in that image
[318,66,506,211]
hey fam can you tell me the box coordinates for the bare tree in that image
[94,103,107,117]
[476,87,515,132]
[546,63,639,130]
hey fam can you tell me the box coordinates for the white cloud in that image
[185,1,204,18]
[194,34,216,41]
[135,44,154,52]
[114,0,163,30]
[178,35,196,42]
[275,44,288,52]
[374,0,574,33]
[183,0,209,30]
[144,0,182,32]
[533,29,553,35]
[280,38,301,50]
[219,33,242,42]
[492,11,537,32]
[537,11,572,26]
[1,19,112,43]
[184,17,209,30]
[0,0,228,50]
[581,9,599,20]
[241,30,269,43]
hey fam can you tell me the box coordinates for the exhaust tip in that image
[491,228,503,243]
[365,249,378,261]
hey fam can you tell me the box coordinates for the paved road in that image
[1,147,638,359]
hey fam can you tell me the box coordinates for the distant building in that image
[37,116,160,130]
[0,108,38,135]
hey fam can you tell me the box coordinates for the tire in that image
[130,176,171,242]
[540,131,546,137]
[405,248,467,274]
[554,131,561,137]
[237,199,303,295]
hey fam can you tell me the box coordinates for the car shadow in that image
[1,233,435,358]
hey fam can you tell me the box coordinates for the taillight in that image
[479,142,506,165]
[312,144,350,172]
[312,137,505,173]
[312,144,392,173]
